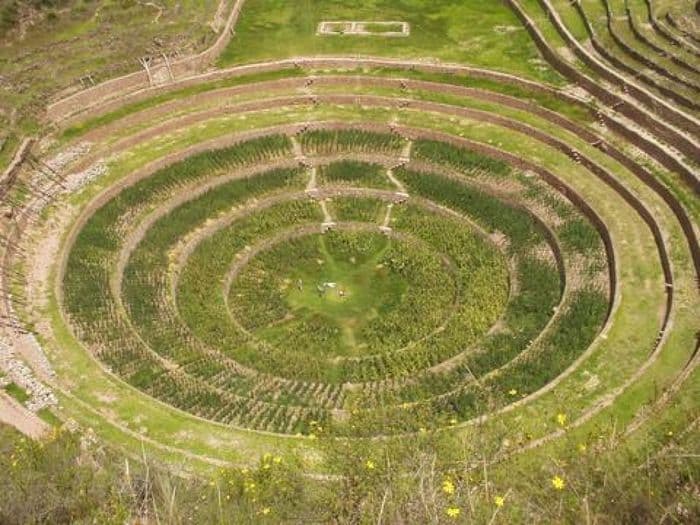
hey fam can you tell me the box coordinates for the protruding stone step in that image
[394,191,410,203]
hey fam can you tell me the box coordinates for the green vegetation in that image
[0,1,66,33]
[316,160,394,189]
[58,132,611,438]
[0,0,218,133]
[412,139,512,179]
[361,22,405,33]
[557,217,603,254]
[4,382,29,403]
[231,230,456,360]
[178,194,509,386]
[0,132,19,172]
[219,0,562,84]
[2,0,698,519]
[1,420,696,524]
[328,196,387,223]
[300,128,405,155]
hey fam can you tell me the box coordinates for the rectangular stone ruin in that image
[317,21,410,37]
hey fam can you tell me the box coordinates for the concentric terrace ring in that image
[4,62,694,473]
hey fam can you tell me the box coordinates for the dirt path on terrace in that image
[66,75,574,168]
[0,393,49,439]
[46,53,699,196]
[48,57,565,126]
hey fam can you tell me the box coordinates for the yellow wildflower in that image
[508,389,517,396]
[494,495,505,507]
[445,507,461,518]
[442,479,456,495]
[556,413,567,426]
[551,476,565,490]
[273,456,282,464]
[262,507,271,515]
[365,459,376,470]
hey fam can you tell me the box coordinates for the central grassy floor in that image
[283,234,404,347]
[230,229,457,359]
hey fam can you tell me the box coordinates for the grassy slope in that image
[0,0,219,133]
[0,132,19,173]
[219,0,563,84]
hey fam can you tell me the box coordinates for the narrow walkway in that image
[306,166,318,193]
[290,135,305,160]
[292,135,320,197]
[386,139,412,196]
[0,392,49,440]
[379,203,394,234]
[386,168,409,195]
[319,199,335,232]
[400,139,413,161]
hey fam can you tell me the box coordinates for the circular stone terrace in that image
[0,58,696,478]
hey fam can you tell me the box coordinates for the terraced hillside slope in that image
[0,0,697,522]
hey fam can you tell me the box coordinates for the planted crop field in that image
[0,0,698,522]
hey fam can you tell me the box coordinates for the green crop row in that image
[412,139,512,179]
[327,196,387,223]
[299,129,406,155]
[316,160,394,189]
